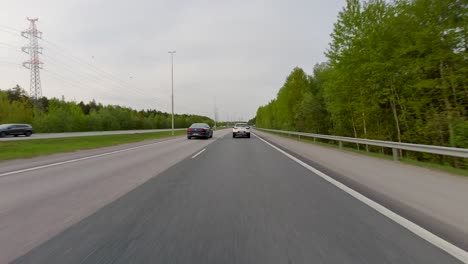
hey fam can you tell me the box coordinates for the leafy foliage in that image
[255,0,467,167]
[0,86,214,132]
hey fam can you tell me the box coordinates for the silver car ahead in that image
[232,123,250,138]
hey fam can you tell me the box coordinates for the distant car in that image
[0,124,33,138]
[187,123,213,139]
[233,123,250,138]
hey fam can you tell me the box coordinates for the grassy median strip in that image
[0,130,186,161]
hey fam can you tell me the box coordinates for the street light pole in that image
[168,51,176,135]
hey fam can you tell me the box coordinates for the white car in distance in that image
[233,123,251,138]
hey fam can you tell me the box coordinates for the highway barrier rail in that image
[255,128,468,161]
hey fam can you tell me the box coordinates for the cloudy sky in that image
[0,0,344,121]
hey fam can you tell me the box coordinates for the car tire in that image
[187,136,191,140]
[0,132,6,138]
[25,131,32,137]
[232,133,236,138]
[14,134,18,137]
[247,134,250,138]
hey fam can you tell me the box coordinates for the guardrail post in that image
[392,148,399,161]
[313,138,316,143]
[339,141,343,149]
[298,135,301,141]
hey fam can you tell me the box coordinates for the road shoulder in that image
[253,130,468,251]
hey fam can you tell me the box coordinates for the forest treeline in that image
[256,0,467,152]
[0,85,214,133]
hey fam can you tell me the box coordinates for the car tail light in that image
[187,128,193,131]
[200,128,206,132]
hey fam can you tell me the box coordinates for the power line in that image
[39,40,172,109]
[0,56,162,110]
[0,60,21,66]
[0,25,167,107]
[41,40,144,91]
[1,40,170,110]
[0,25,22,32]
[0,38,136,104]
[0,25,193,113]
[0,28,21,37]
[43,71,158,109]
[42,68,159,109]
[0,27,24,44]
[41,52,170,108]
[0,42,21,50]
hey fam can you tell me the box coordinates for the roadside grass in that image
[262,131,468,177]
[0,130,186,161]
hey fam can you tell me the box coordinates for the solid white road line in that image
[191,148,206,159]
[253,133,468,264]
[0,138,181,178]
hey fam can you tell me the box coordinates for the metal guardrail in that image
[255,128,468,160]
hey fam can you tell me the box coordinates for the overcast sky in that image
[0,0,344,121]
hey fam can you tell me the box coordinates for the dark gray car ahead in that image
[187,123,213,139]
[0,124,33,137]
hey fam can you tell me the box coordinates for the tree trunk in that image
[390,80,403,157]
[395,91,410,132]
[440,60,460,168]
[362,111,369,152]
[351,115,359,150]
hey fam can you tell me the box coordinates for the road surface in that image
[0,128,186,141]
[253,129,468,250]
[0,130,465,263]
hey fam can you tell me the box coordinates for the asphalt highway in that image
[1,130,465,263]
[0,131,226,263]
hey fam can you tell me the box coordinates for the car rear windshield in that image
[235,124,248,127]
[190,123,208,128]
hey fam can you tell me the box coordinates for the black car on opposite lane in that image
[187,123,213,139]
[0,124,34,137]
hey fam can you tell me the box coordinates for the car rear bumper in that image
[187,131,210,138]
[233,131,250,137]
